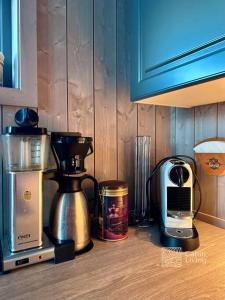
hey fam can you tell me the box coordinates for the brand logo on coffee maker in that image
[23,190,32,201]
[18,233,31,240]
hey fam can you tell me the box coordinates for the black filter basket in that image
[51,132,93,174]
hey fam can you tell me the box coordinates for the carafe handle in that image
[86,144,94,156]
[80,174,99,216]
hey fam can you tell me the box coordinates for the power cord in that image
[192,169,202,218]
[146,155,202,221]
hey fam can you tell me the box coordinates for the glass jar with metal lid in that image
[98,180,128,241]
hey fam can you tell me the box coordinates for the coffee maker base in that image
[0,232,76,273]
[160,223,199,251]
[0,233,55,273]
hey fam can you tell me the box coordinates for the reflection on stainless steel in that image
[8,171,43,252]
[50,191,90,252]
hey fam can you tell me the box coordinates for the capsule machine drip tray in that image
[160,223,200,252]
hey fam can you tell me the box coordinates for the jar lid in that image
[99,180,128,196]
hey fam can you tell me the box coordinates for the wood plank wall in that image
[1,0,225,237]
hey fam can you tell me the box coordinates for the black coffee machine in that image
[49,132,98,253]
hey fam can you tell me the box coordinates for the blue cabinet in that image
[130,0,225,102]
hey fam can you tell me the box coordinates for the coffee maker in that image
[49,132,98,253]
[0,108,56,272]
[159,158,199,251]
[0,108,75,272]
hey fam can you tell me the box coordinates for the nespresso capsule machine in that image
[159,158,199,251]
[146,156,200,251]
[0,108,74,272]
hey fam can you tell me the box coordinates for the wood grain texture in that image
[94,0,117,181]
[154,106,176,206]
[67,0,94,177]
[155,106,176,163]
[19,0,37,106]
[138,104,156,169]
[1,105,26,127]
[175,107,194,157]
[196,211,225,229]
[0,221,225,299]
[117,0,137,214]
[37,0,48,119]
[37,0,68,226]
[38,0,68,132]
[194,104,218,216]
[217,102,225,219]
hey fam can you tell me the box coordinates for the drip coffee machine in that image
[0,108,55,272]
[0,108,75,273]
[49,132,98,252]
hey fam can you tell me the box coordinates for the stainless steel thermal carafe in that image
[50,174,98,252]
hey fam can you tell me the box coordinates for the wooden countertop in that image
[0,220,225,300]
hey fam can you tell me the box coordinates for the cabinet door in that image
[130,0,225,101]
